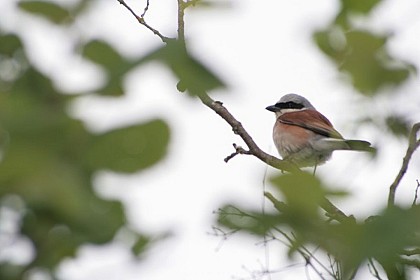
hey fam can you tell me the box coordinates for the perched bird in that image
[266,93,374,168]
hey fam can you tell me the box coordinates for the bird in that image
[266,93,374,169]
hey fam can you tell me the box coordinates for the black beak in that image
[266,105,279,112]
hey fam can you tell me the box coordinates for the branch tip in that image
[116,0,172,43]
[224,143,251,163]
[388,122,420,207]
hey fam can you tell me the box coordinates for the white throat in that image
[275,107,307,117]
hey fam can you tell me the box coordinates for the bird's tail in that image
[344,139,376,153]
[320,138,376,153]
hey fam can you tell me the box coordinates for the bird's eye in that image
[275,101,304,109]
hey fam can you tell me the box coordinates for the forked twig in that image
[388,122,420,207]
[224,143,252,162]
[117,0,172,42]
[141,0,150,18]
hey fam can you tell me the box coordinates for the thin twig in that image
[327,254,341,280]
[140,0,150,18]
[219,205,332,279]
[177,0,186,42]
[116,0,172,43]
[265,191,352,234]
[224,143,252,162]
[368,258,383,280]
[264,192,289,213]
[412,179,420,207]
[321,198,354,224]
[388,122,420,207]
[269,227,329,280]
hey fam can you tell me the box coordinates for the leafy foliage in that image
[0,25,170,280]
[17,0,92,25]
[0,1,225,278]
[386,116,411,138]
[313,0,415,95]
[142,40,226,97]
[86,121,170,173]
[82,40,138,96]
[218,172,420,279]
[18,0,70,24]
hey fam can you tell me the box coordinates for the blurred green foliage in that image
[18,0,92,25]
[217,0,420,274]
[1,1,225,279]
[82,40,139,96]
[142,40,226,97]
[0,2,170,278]
[18,0,71,24]
[81,39,225,97]
[219,172,420,279]
[386,116,411,138]
[313,0,415,95]
[219,18,419,262]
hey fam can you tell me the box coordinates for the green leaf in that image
[86,120,170,173]
[335,0,382,29]
[18,0,70,24]
[143,40,226,97]
[325,206,420,277]
[82,40,135,96]
[341,0,381,14]
[270,173,332,220]
[0,62,162,272]
[268,173,349,255]
[82,40,125,69]
[0,65,127,267]
[314,29,414,95]
[386,115,411,138]
[0,33,23,55]
[71,0,93,17]
[0,263,25,280]
[217,205,282,236]
[132,235,151,256]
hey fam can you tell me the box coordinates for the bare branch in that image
[198,93,300,173]
[116,0,172,43]
[177,0,186,42]
[264,192,288,212]
[321,198,354,224]
[270,226,332,280]
[388,122,420,207]
[265,190,353,227]
[368,258,384,280]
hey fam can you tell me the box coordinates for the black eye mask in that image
[275,101,304,110]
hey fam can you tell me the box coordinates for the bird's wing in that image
[278,109,343,139]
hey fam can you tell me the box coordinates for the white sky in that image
[1,0,420,279]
